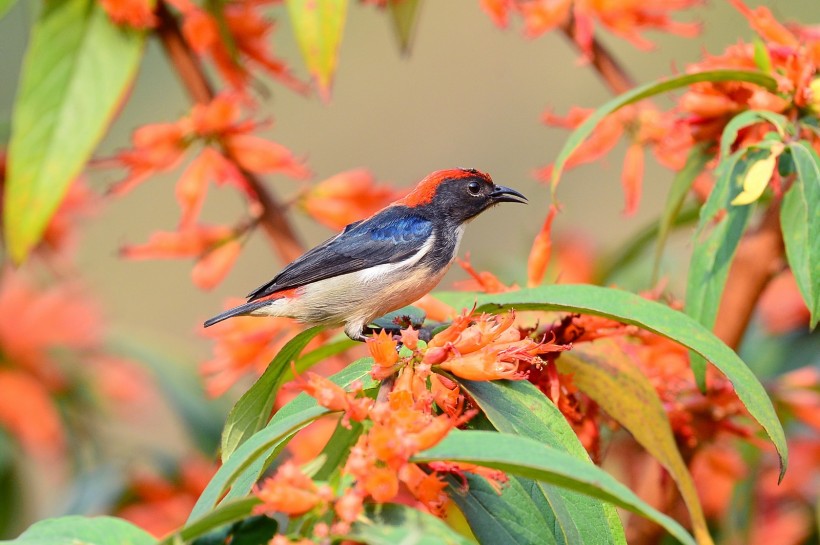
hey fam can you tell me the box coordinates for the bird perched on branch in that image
[204,168,527,340]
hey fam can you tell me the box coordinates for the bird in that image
[203,168,527,341]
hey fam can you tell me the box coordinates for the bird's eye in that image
[467,181,482,195]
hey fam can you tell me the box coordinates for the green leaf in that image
[447,473,559,545]
[221,325,325,463]
[228,515,280,545]
[781,141,820,328]
[413,430,697,545]
[685,150,759,388]
[158,498,261,545]
[0,0,17,21]
[550,70,777,197]
[388,0,423,54]
[313,419,363,480]
[0,516,154,545]
[348,503,477,545]
[190,358,376,520]
[653,143,712,283]
[559,342,713,545]
[4,0,146,263]
[752,40,772,73]
[435,284,788,481]
[458,379,625,544]
[285,337,358,382]
[286,0,348,100]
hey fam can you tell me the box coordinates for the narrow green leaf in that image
[221,325,325,463]
[413,430,697,545]
[388,0,423,54]
[459,379,625,544]
[286,0,348,100]
[0,0,17,21]
[158,498,261,545]
[685,150,759,388]
[782,142,820,328]
[550,70,777,197]
[4,0,145,262]
[559,342,713,545]
[191,358,376,520]
[435,284,788,481]
[0,516,154,545]
[447,474,559,545]
[653,144,712,283]
[313,419,363,481]
[348,503,477,545]
[286,337,358,381]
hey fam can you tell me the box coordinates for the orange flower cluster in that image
[200,301,307,396]
[114,93,309,289]
[540,1,820,214]
[300,169,406,231]
[165,0,306,93]
[480,0,701,55]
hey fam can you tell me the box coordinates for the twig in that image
[559,22,636,95]
[154,1,305,263]
[713,203,784,350]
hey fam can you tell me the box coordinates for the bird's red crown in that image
[397,168,493,207]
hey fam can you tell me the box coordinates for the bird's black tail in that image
[203,300,274,328]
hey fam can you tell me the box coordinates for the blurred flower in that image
[0,369,66,457]
[117,456,217,537]
[100,0,157,29]
[167,0,307,93]
[480,0,701,56]
[453,255,516,293]
[255,461,330,516]
[200,302,304,396]
[757,270,811,334]
[301,169,405,231]
[527,205,558,287]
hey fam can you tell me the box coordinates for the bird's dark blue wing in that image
[247,207,433,301]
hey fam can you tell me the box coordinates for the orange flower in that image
[168,0,307,93]
[399,463,450,515]
[364,467,400,502]
[412,294,457,322]
[190,239,242,290]
[255,462,328,516]
[0,370,65,457]
[201,306,303,396]
[223,134,310,178]
[454,255,516,293]
[367,329,400,378]
[100,0,157,29]
[121,225,234,260]
[527,205,558,287]
[302,169,405,230]
[296,372,373,425]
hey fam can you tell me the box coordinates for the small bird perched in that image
[204,168,527,340]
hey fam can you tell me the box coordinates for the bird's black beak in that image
[490,185,528,204]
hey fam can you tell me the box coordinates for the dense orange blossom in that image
[539,0,820,214]
[480,0,701,56]
[164,0,307,93]
[113,93,310,289]
[100,0,157,29]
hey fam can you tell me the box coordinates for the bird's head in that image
[399,168,527,223]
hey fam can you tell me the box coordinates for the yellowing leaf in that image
[389,0,423,54]
[286,0,348,101]
[558,341,714,545]
[731,145,782,206]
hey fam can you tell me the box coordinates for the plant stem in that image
[154,0,305,263]
[559,22,636,95]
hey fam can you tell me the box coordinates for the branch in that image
[713,203,784,350]
[559,23,636,95]
[154,1,305,263]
